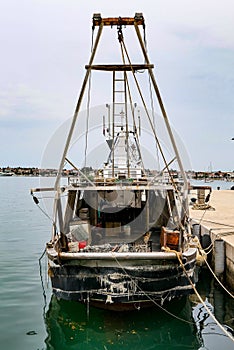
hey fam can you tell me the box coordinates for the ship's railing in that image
[68,176,148,187]
[67,175,183,190]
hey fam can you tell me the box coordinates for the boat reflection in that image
[43,268,234,349]
[190,269,234,350]
[44,296,198,350]
[192,299,234,350]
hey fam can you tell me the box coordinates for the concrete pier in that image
[189,189,234,292]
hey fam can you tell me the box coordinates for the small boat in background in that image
[0,171,14,176]
[204,163,214,183]
[31,13,203,310]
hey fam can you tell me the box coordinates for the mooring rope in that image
[39,248,48,319]
[190,235,234,299]
[111,253,194,325]
[193,208,234,300]
[198,217,234,229]
[173,249,234,342]
[112,249,234,342]
[202,252,234,299]
[198,207,208,225]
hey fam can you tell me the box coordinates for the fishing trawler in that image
[31,13,202,310]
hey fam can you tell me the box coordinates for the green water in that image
[45,297,197,350]
[0,177,233,350]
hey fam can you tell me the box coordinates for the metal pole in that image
[53,22,104,231]
[134,23,188,190]
[112,71,115,177]
[55,23,103,190]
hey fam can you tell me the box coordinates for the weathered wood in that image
[93,16,144,27]
[85,64,154,71]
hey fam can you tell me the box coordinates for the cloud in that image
[153,0,234,49]
[0,0,233,170]
[0,84,66,128]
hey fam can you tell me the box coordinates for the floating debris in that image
[26,330,37,336]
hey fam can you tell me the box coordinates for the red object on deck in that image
[79,241,87,249]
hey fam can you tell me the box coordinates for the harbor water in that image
[0,176,233,350]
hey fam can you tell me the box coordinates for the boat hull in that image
[47,247,198,310]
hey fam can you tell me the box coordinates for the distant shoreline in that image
[0,166,234,181]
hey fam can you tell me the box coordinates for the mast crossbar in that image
[92,13,144,27]
[85,64,154,71]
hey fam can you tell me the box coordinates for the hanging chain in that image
[117,17,124,42]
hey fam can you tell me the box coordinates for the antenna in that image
[103,115,105,136]
[106,104,111,138]
[138,109,141,136]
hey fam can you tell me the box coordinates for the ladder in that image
[111,70,130,176]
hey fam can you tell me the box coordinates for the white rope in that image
[201,219,234,229]
[195,208,234,299]
[175,250,234,343]
[202,254,234,299]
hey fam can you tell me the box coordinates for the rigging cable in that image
[32,192,57,316]
[84,73,92,169]
[115,21,195,235]
[84,25,95,168]
[121,39,179,189]
[118,27,130,176]
[31,193,56,225]
[39,248,48,319]
[119,37,189,229]
[172,248,234,342]
[31,192,58,239]
[143,26,160,170]
[121,65,145,172]
[118,31,145,174]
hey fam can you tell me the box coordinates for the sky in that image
[0,0,233,171]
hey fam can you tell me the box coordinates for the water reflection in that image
[191,271,234,350]
[43,270,234,350]
[45,297,198,350]
[192,299,234,350]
